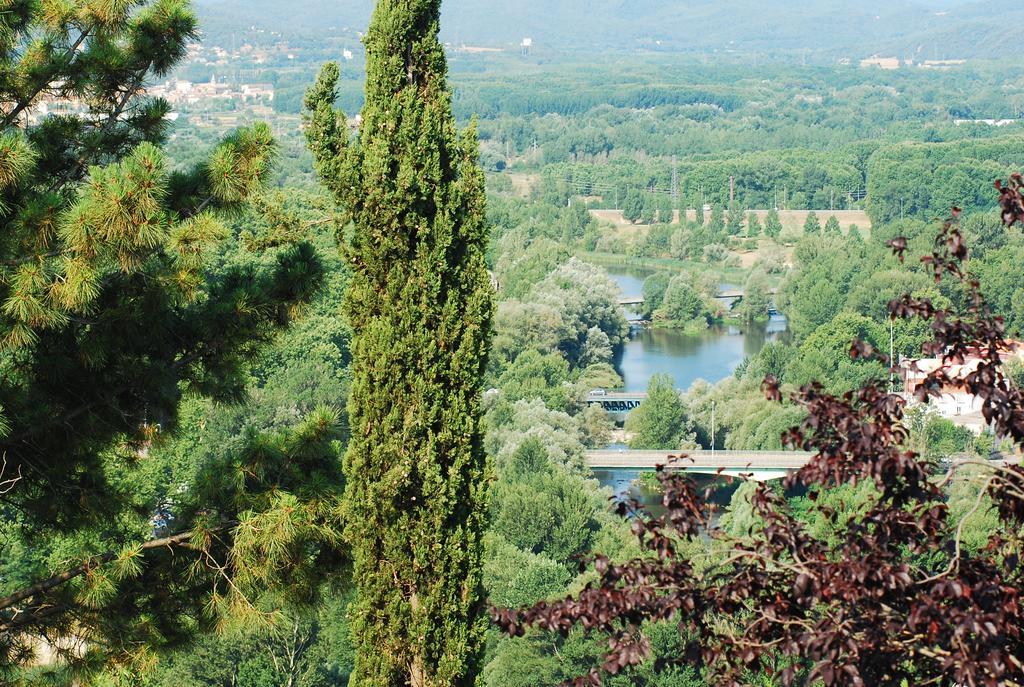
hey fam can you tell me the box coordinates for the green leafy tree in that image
[486,399,589,476]
[0,0,345,675]
[529,258,628,367]
[824,215,841,235]
[746,342,797,383]
[718,481,764,541]
[803,210,822,235]
[626,374,694,449]
[640,195,657,224]
[497,350,571,411]
[483,533,571,610]
[669,226,690,259]
[641,272,671,320]
[623,190,643,223]
[703,243,728,263]
[1006,358,1024,390]
[657,195,675,224]
[738,270,772,322]
[643,223,673,256]
[147,595,356,687]
[945,464,1000,553]
[709,204,726,237]
[726,200,744,236]
[747,212,762,237]
[303,0,495,683]
[785,311,887,393]
[687,223,716,259]
[764,208,783,239]
[579,404,615,448]
[904,406,975,465]
[490,438,603,565]
[493,236,569,299]
[659,274,708,326]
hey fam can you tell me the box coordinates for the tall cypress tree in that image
[304,1,494,685]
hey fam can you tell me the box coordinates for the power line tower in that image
[670,155,679,209]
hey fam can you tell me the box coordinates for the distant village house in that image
[899,341,1024,433]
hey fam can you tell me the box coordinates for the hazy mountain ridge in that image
[194,0,1016,59]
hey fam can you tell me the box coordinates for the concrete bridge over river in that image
[586,449,813,481]
[585,391,648,413]
[587,451,1021,482]
[617,288,778,309]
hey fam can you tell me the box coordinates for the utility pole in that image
[889,316,896,394]
[671,155,679,209]
[711,400,716,454]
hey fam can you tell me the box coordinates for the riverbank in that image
[604,265,787,393]
[577,250,750,285]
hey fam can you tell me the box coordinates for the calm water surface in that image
[607,266,787,393]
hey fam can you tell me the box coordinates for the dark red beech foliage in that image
[494,192,1024,686]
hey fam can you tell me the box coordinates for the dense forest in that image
[2,0,1024,685]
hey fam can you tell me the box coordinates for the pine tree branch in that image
[1,250,61,267]
[7,349,208,446]
[103,75,145,130]
[0,27,93,129]
[0,523,234,618]
[46,72,149,194]
[1,601,68,633]
[192,195,216,217]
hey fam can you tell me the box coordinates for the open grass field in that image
[591,208,872,237]
[506,172,539,197]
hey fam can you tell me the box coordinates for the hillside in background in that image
[194,0,1014,60]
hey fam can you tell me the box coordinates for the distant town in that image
[18,39,1021,140]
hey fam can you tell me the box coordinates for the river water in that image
[607,266,788,394]
[595,265,789,506]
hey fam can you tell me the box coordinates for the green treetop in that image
[726,200,744,235]
[658,273,709,327]
[709,204,726,236]
[304,0,494,684]
[622,189,643,223]
[640,194,657,224]
[747,212,763,236]
[824,215,841,235]
[641,272,670,320]
[626,374,694,449]
[764,208,783,239]
[0,0,343,676]
[803,210,822,235]
[657,195,674,224]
